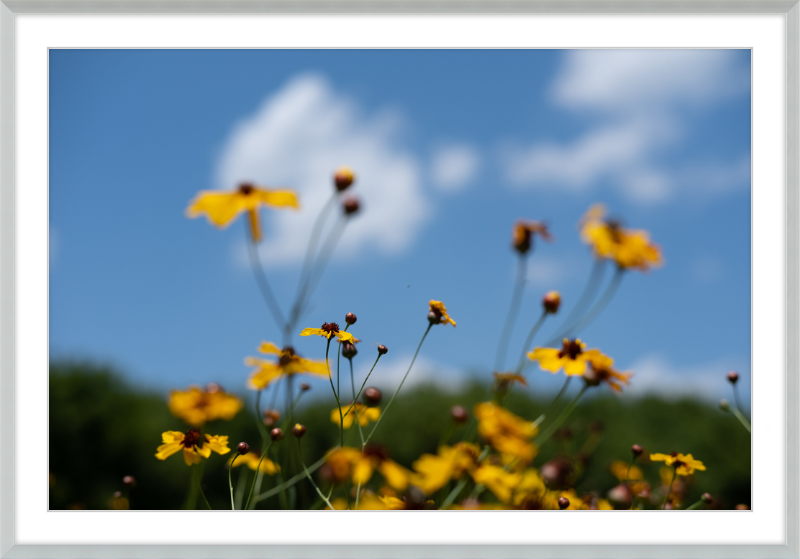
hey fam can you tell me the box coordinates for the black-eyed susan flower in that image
[155,428,230,466]
[228,451,280,475]
[650,452,707,476]
[245,342,328,390]
[580,204,662,271]
[324,445,412,491]
[300,322,356,343]
[474,402,538,463]
[528,338,612,376]
[330,403,380,429]
[186,183,299,243]
[428,300,456,327]
[512,220,553,254]
[410,443,481,495]
[168,384,243,427]
[583,361,632,392]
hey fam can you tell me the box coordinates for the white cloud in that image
[358,354,470,394]
[501,50,750,204]
[217,74,432,265]
[430,144,481,192]
[624,354,750,406]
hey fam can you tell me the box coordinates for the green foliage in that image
[50,362,750,510]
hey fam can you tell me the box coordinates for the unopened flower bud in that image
[558,497,570,510]
[270,428,284,442]
[450,405,468,424]
[702,492,713,504]
[300,382,311,392]
[542,291,561,314]
[292,424,306,438]
[631,444,643,457]
[334,167,355,191]
[735,504,749,510]
[541,458,574,490]
[237,442,250,455]
[428,311,442,325]
[345,312,357,325]
[377,344,388,355]
[607,483,633,510]
[342,197,360,216]
[263,409,281,427]
[122,475,136,489]
[719,399,730,412]
[113,490,123,499]
[727,371,739,384]
[363,387,382,407]
[341,341,358,359]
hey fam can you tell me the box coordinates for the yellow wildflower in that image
[528,338,613,376]
[584,361,632,392]
[324,445,412,491]
[330,403,380,429]
[429,300,456,327]
[580,204,662,271]
[155,428,230,466]
[512,220,553,254]
[300,322,356,343]
[245,342,328,390]
[650,452,706,476]
[228,451,280,475]
[186,183,299,243]
[168,384,243,427]
[474,402,538,463]
[472,465,523,504]
[610,460,643,482]
[410,443,481,495]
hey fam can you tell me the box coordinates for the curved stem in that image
[228,454,240,510]
[194,464,212,510]
[254,454,327,504]
[547,259,605,344]
[514,311,547,375]
[560,267,624,341]
[495,254,528,372]
[324,339,345,449]
[536,385,587,446]
[297,440,335,511]
[364,324,433,445]
[245,225,286,333]
[543,377,572,419]
[244,443,272,511]
[348,358,366,446]
[342,353,383,419]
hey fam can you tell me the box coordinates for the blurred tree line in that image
[49,361,750,510]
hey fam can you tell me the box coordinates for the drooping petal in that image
[245,359,284,390]
[186,191,248,228]
[204,434,231,455]
[300,328,327,338]
[258,342,283,355]
[256,188,300,209]
[183,447,203,466]
[155,441,183,460]
[335,331,356,344]
[563,358,588,376]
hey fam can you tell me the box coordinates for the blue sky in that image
[49,49,751,406]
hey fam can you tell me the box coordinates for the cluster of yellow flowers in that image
[148,167,727,512]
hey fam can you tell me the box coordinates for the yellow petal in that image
[300,328,325,337]
[247,209,261,243]
[204,435,231,455]
[379,460,411,491]
[335,331,356,343]
[186,191,248,228]
[259,341,282,355]
[256,188,300,209]
[155,441,183,460]
[183,448,203,466]
[352,457,374,485]
[563,358,588,376]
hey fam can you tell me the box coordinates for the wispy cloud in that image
[501,50,750,204]
[217,74,432,265]
[430,144,481,192]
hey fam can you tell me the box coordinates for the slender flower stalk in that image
[515,311,547,374]
[536,385,587,446]
[228,454,241,510]
[365,324,432,445]
[194,464,212,510]
[685,499,706,510]
[349,359,366,446]
[343,352,384,419]
[244,443,272,511]
[662,467,677,510]
[324,338,345,448]
[245,227,287,335]
[297,440,334,511]
[557,268,624,342]
[543,376,572,419]
[548,259,605,343]
[495,254,528,372]
[731,406,752,433]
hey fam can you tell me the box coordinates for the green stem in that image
[494,254,528,372]
[731,406,752,433]
[515,311,547,374]
[536,385,587,446]
[624,454,636,484]
[244,443,272,511]
[561,267,624,341]
[547,258,605,345]
[234,466,248,510]
[297,440,335,511]
[228,454,240,510]
[348,358,366,447]
[342,353,383,419]
[325,339,345,449]
[662,467,677,510]
[685,498,705,510]
[194,464,212,510]
[441,477,469,509]
[254,389,269,442]
[255,454,326,504]
[245,224,286,334]
[364,323,432,445]
[296,218,348,320]
[543,376,572,420]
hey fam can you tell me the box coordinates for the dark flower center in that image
[238,183,254,195]
[321,322,340,334]
[606,219,623,242]
[362,443,389,462]
[183,429,203,448]
[557,339,583,360]
[279,346,296,366]
[669,451,686,468]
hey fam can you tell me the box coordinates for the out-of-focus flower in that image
[245,342,328,390]
[108,491,129,510]
[528,338,613,376]
[471,465,523,504]
[580,204,662,271]
[610,460,643,482]
[330,403,380,429]
[300,322,356,343]
[334,167,355,191]
[411,443,481,495]
[228,451,280,475]
[155,429,230,466]
[542,291,561,314]
[186,183,299,243]
[650,452,706,476]
[168,384,243,427]
[474,402,538,463]
[325,445,412,491]
[512,220,553,254]
[583,362,632,392]
[428,300,456,327]
[493,372,527,391]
